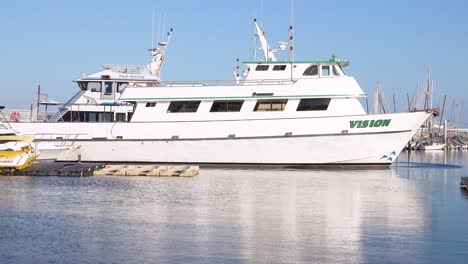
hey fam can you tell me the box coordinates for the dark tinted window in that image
[255,65,269,71]
[303,65,318,76]
[60,111,114,122]
[116,113,126,122]
[273,65,287,71]
[210,100,244,112]
[167,101,201,113]
[145,102,156,107]
[296,98,331,111]
[254,99,288,112]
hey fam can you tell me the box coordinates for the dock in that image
[93,164,199,177]
[0,162,199,177]
[461,177,468,191]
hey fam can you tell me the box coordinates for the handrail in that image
[159,78,298,87]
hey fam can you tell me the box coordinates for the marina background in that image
[0,0,467,127]
[1,151,467,263]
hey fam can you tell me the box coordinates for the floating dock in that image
[461,177,468,191]
[93,164,199,177]
[0,162,199,177]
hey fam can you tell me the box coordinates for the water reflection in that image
[0,151,467,263]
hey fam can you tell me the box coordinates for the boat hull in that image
[6,111,433,166]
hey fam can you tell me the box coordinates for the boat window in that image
[303,65,318,76]
[321,65,330,77]
[104,82,113,95]
[115,113,126,122]
[87,82,102,92]
[60,111,114,122]
[273,65,287,71]
[210,100,244,112]
[254,99,288,112]
[127,112,134,122]
[167,101,201,113]
[255,65,269,71]
[145,102,156,107]
[339,65,346,75]
[117,82,129,92]
[296,98,331,111]
[332,66,340,76]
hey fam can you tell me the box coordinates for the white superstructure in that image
[2,21,436,167]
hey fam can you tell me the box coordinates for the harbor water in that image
[1,151,467,263]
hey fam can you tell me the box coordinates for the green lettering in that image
[370,120,375,127]
[374,119,383,127]
[357,121,363,128]
[362,120,369,128]
[350,120,358,128]
[382,119,391,127]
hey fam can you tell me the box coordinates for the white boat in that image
[1,21,437,167]
[418,143,446,150]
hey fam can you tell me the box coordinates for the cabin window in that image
[104,82,113,95]
[145,102,156,107]
[332,66,340,76]
[60,111,114,122]
[321,65,330,77]
[254,99,288,112]
[303,65,318,76]
[117,82,129,92]
[127,112,134,122]
[296,98,331,111]
[87,82,102,92]
[255,65,269,71]
[273,65,287,71]
[210,100,244,112]
[167,101,201,113]
[115,113,126,122]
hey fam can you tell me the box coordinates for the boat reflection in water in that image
[5,160,466,263]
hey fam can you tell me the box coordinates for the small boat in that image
[0,135,40,172]
[418,143,446,150]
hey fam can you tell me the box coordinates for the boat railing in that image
[0,108,50,122]
[27,133,83,146]
[160,78,297,87]
[102,64,151,75]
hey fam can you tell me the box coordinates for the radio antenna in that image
[151,8,155,49]
[288,0,295,61]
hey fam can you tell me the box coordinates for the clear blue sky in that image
[1,0,467,127]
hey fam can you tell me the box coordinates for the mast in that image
[254,19,276,62]
[147,27,173,77]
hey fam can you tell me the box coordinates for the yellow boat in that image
[0,135,40,173]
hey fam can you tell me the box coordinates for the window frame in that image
[167,101,201,113]
[303,65,319,76]
[321,65,330,77]
[255,65,270,71]
[210,100,244,112]
[296,98,331,111]
[254,99,288,112]
[272,65,287,71]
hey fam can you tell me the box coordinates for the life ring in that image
[10,112,21,122]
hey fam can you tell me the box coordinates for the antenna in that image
[260,0,263,27]
[288,0,295,61]
[157,12,162,44]
[151,8,155,49]
[161,12,167,43]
